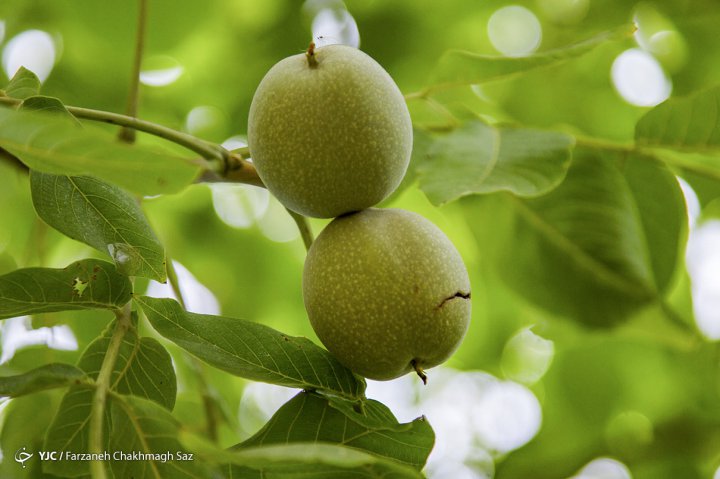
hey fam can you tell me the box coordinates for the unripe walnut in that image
[303,208,471,381]
[248,44,412,218]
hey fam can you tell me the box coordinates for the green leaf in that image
[0,108,203,195]
[428,24,634,92]
[30,172,167,281]
[467,148,686,326]
[22,95,79,123]
[201,442,424,479]
[109,394,217,478]
[42,386,104,477]
[0,363,87,397]
[233,391,434,470]
[418,120,574,205]
[0,258,132,320]
[78,315,177,410]
[5,67,41,99]
[136,296,366,400]
[635,85,720,154]
[43,318,178,476]
[0,392,61,479]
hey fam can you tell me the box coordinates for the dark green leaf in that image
[0,108,203,195]
[42,386,103,477]
[0,363,87,397]
[234,391,434,470]
[43,318,178,476]
[5,67,41,99]
[466,149,686,326]
[418,120,574,205]
[636,85,720,154]
[428,25,634,92]
[78,315,177,410]
[0,258,132,320]
[136,296,366,400]
[109,394,217,478]
[31,172,167,281]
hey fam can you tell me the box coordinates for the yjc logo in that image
[14,447,33,468]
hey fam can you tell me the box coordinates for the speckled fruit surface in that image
[303,208,471,381]
[248,45,412,219]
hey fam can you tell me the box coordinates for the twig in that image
[89,303,132,479]
[118,0,148,143]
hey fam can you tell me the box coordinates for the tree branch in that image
[117,0,148,144]
[89,303,132,479]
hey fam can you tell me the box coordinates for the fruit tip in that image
[411,359,428,385]
[306,42,318,68]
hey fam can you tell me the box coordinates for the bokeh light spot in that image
[0,316,77,364]
[238,383,299,439]
[2,29,57,82]
[312,7,360,48]
[185,105,227,140]
[501,327,555,385]
[572,457,632,479]
[676,177,700,229]
[686,220,720,340]
[211,183,270,229]
[472,380,542,452]
[140,55,184,87]
[146,261,220,315]
[258,197,300,243]
[611,48,671,107]
[488,6,542,57]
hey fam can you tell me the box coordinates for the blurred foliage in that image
[1,0,720,478]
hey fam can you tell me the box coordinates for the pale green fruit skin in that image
[248,45,412,219]
[303,208,471,381]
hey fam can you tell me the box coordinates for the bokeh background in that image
[1,1,720,478]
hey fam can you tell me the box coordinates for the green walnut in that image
[303,208,471,381]
[248,44,412,218]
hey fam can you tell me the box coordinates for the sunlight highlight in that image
[2,29,57,82]
[366,368,542,478]
[212,183,270,229]
[0,316,77,364]
[238,383,299,439]
[257,196,300,243]
[676,177,700,229]
[311,7,360,48]
[571,457,632,479]
[146,260,220,315]
[140,56,184,87]
[611,48,671,107]
[501,327,555,385]
[488,6,542,57]
[185,105,227,139]
[686,220,720,340]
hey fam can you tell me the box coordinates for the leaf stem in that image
[89,303,132,479]
[286,208,314,251]
[166,259,186,309]
[117,0,148,144]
